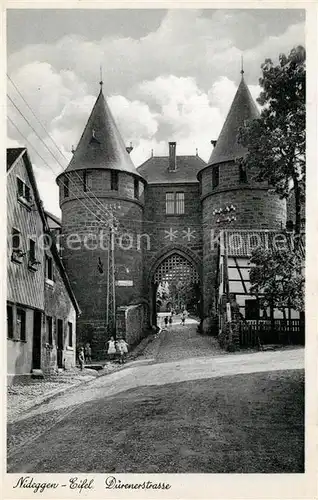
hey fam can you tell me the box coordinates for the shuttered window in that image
[111,171,118,191]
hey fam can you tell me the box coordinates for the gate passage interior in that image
[151,253,200,324]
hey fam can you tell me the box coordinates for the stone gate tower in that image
[56,84,146,353]
[198,73,287,316]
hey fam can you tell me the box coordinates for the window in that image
[7,305,14,339]
[239,164,248,183]
[45,255,53,280]
[64,176,69,198]
[68,322,73,347]
[245,300,259,320]
[134,179,139,200]
[47,316,53,345]
[111,171,118,191]
[16,308,26,341]
[175,192,185,214]
[165,192,185,215]
[83,171,88,192]
[166,193,175,214]
[212,166,219,188]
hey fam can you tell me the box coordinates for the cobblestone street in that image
[7,318,304,473]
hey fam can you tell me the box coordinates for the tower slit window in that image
[239,164,248,183]
[134,178,139,200]
[212,166,219,189]
[111,171,118,191]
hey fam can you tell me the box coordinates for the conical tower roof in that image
[63,87,144,179]
[208,76,260,166]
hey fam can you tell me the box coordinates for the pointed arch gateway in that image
[150,249,201,326]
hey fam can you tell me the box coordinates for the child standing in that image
[84,342,92,363]
[117,338,129,364]
[107,336,116,361]
[78,347,85,370]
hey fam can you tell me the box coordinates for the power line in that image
[7,115,111,227]
[7,80,119,227]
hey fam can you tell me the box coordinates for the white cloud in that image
[6,10,304,216]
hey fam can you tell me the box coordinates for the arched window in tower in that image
[239,164,248,183]
[212,166,219,189]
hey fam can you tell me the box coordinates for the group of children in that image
[78,342,92,370]
[78,337,129,370]
[106,336,129,364]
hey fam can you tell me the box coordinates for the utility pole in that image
[105,211,117,337]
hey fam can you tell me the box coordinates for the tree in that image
[238,45,306,236]
[249,246,305,313]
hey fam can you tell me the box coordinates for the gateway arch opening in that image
[151,253,201,325]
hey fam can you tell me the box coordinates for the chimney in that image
[168,142,177,171]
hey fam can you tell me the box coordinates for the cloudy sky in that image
[7,8,305,216]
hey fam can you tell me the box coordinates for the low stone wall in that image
[116,304,148,346]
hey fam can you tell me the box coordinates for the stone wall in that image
[116,304,148,346]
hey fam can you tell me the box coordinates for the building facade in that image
[55,73,300,352]
[7,148,80,381]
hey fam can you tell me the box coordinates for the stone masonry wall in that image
[58,169,146,355]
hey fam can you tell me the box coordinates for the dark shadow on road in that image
[7,369,304,474]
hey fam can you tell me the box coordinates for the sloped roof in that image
[7,148,80,315]
[45,211,62,228]
[7,148,25,172]
[137,155,206,184]
[207,77,260,167]
[62,88,144,180]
